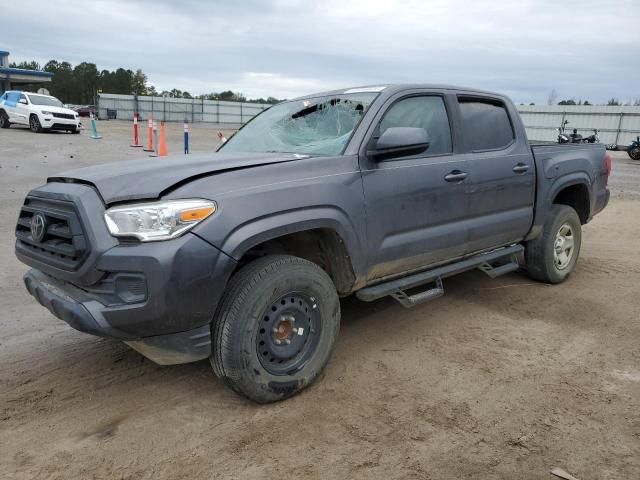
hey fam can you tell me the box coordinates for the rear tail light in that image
[604,153,612,185]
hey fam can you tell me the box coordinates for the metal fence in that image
[97,94,640,147]
[517,105,640,146]
[97,93,270,125]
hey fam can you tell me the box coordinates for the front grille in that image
[15,197,88,271]
[53,112,75,120]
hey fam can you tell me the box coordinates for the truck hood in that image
[49,151,307,204]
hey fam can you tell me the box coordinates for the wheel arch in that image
[526,172,593,241]
[219,211,363,294]
[550,178,592,224]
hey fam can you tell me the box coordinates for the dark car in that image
[15,84,610,403]
[73,104,97,118]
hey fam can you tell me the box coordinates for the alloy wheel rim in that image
[553,223,575,270]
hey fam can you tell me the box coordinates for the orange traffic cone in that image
[158,121,168,157]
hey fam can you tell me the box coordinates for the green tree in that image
[73,62,99,104]
[9,60,41,70]
[131,69,148,96]
[44,60,76,103]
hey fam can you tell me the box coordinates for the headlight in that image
[41,110,53,115]
[104,199,216,242]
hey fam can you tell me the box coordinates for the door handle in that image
[513,163,530,173]
[444,170,468,182]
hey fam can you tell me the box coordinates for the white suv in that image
[0,91,81,133]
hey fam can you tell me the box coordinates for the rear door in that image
[455,95,535,253]
[359,90,470,280]
[2,92,21,122]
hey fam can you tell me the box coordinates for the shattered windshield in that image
[220,93,378,156]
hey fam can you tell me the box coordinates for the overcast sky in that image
[3,0,639,103]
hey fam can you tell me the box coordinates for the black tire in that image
[72,127,80,134]
[525,204,582,284]
[0,110,10,128]
[29,115,42,133]
[211,255,340,403]
[629,147,640,161]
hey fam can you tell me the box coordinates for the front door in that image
[15,94,30,124]
[359,93,470,280]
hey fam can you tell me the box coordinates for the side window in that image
[5,92,20,106]
[378,96,452,155]
[457,98,514,151]
[19,94,27,103]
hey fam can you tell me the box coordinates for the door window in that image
[457,98,514,151]
[378,96,452,155]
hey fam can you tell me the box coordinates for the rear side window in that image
[379,96,452,155]
[458,98,514,151]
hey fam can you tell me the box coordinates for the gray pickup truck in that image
[15,85,610,402]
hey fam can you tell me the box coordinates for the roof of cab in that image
[289,84,506,102]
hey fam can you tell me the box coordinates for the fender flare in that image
[526,172,593,241]
[546,173,593,207]
[218,206,366,277]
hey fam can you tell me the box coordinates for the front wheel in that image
[525,205,582,284]
[29,115,42,133]
[629,146,640,160]
[211,255,340,403]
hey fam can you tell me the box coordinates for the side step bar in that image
[356,244,523,308]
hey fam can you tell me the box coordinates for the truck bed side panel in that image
[527,143,608,240]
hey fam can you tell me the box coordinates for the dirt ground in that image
[0,121,638,479]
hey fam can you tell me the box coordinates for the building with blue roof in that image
[0,51,53,94]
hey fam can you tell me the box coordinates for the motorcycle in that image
[629,136,640,160]
[557,120,570,143]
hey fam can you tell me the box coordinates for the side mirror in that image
[18,99,27,105]
[370,127,431,160]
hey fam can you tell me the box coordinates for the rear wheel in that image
[629,147,640,161]
[525,204,582,284]
[211,255,340,403]
[0,110,10,128]
[29,115,42,133]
